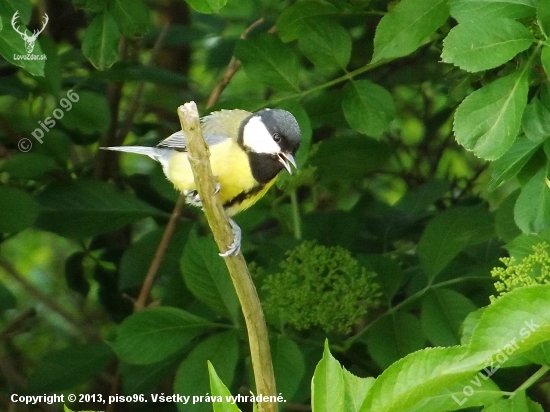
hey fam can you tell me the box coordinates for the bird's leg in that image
[219,218,242,257]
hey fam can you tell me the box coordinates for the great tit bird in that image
[102,108,301,255]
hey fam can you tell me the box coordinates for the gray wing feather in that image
[156,130,227,149]
[156,109,252,150]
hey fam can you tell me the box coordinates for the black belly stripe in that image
[223,184,265,209]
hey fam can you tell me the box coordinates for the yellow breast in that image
[165,139,275,216]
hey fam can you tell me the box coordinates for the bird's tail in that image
[100,146,171,162]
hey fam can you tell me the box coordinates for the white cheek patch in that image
[243,116,281,154]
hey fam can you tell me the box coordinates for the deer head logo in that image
[11,11,49,54]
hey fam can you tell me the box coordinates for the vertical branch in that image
[177,102,277,412]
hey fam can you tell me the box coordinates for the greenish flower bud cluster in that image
[491,242,550,302]
[261,241,383,334]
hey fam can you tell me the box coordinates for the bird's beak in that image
[277,152,297,174]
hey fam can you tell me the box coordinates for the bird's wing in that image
[156,109,252,150]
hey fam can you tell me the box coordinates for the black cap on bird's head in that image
[241,109,301,175]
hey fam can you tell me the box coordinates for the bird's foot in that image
[183,189,202,207]
[184,181,221,207]
[219,218,242,257]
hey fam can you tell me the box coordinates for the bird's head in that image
[240,109,301,174]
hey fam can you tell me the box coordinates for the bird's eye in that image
[273,133,282,142]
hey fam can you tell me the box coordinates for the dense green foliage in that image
[2,0,550,411]
[262,241,382,333]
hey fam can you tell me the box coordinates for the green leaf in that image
[358,254,404,301]
[0,281,16,312]
[185,0,227,14]
[181,230,240,324]
[343,369,374,412]
[541,46,550,82]
[0,153,60,179]
[82,11,120,70]
[234,34,300,92]
[91,62,187,85]
[276,1,338,42]
[120,224,191,289]
[35,180,165,238]
[421,289,477,346]
[522,97,550,143]
[417,206,495,280]
[27,343,114,393]
[441,18,533,72]
[0,20,46,76]
[461,308,486,345]
[342,80,395,138]
[359,346,478,412]
[59,90,111,135]
[468,285,550,356]
[175,331,239,412]
[0,0,32,23]
[514,166,550,233]
[72,0,107,12]
[110,0,149,37]
[372,0,449,63]
[525,340,550,365]
[298,18,351,69]
[495,191,522,242]
[450,0,537,22]
[539,0,550,38]
[312,341,345,411]
[488,136,541,191]
[271,335,306,401]
[504,226,550,260]
[311,136,393,181]
[394,179,451,218]
[36,37,62,95]
[484,391,541,412]
[366,312,426,369]
[453,70,528,160]
[112,307,212,365]
[207,361,241,412]
[405,374,501,412]
[0,186,39,233]
[120,353,181,394]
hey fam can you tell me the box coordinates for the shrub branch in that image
[177,102,277,412]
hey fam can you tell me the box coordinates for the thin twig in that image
[0,308,36,340]
[206,18,268,108]
[135,194,186,310]
[105,370,121,412]
[178,102,277,412]
[0,260,98,340]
